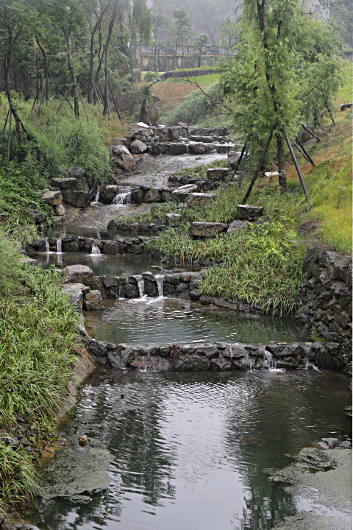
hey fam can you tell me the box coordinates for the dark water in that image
[24,370,351,530]
[31,252,167,277]
[45,226,128,241]
[85,297,309,344]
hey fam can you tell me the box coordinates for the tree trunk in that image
[63,28,79,117]
[35,36,49,104]
[103,1,118,117]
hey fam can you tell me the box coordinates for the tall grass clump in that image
[168,83,225,126]
[0,229,82,512]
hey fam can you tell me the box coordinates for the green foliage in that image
[0,229,21,295]
[177,158,230,180]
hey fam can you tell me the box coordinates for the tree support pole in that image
[3,107,10,130]
[283,125,310,202]
[48,70,74,111]
[301,124,321,142]
[294,136,315,166]
[235,133,251,171]
[108,79,122,121]
[7,110,12,165]
[91,78,102,108]
[242,129,274,204]
[56,84,74,113]
[78,88,89,122]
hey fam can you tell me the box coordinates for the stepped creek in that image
[23,154,351,530]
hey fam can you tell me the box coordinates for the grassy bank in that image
[0,229,83,513]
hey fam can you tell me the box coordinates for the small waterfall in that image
[134,275,145,298]
[264,350,274,369]
[91,186,101,205]
[44,238,50,253]
[305,351,320,371]
[90,243,101,255]
[56,238,62,254]
[155,274,164,297]
[113,187,131,205]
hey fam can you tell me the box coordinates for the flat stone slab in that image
[63,265,93,285]
[43,190,62,206]
[207,168,229,181]
[186,193,215,208]
[172,184,198,202]
[189,221,229,238]
[237,204,264,220]
[50,177,78,189]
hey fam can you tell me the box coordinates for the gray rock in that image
[206,168,229,181]
[194,345,219,359]
[172,184,198,202]
[189,135,213,143]
[192,143,211,154]
[227,220,249,234]
[322,437,339,449]
[62,265,94,285]
[237,204,264,220]
[83,290,104,310]
[67,166,85,178]
[169,143,187,155]
[174,354,210,371]
[62,283,88,309]
[110,145,135,172]
[130,139,148,154]
[50,177,78,189]
[228,149,241,170]
[186,193,214,208]
[43,190,62,206]
[54,203,66,216]
[99,185,118,204]
[107,219,118,231]
[166,213,181,226]
[62,189,90,208]
[189,221,229,238]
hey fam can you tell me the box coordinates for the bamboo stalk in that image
[283,125,310,202]
[242,129,273,203]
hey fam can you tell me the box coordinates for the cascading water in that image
[44,238,50,253]
[56,239,62,254]
[90,243,101,255]
[113,187,132,205]
[155,275,164,297]
[91,186,101,205]
[264,350,274,369]
[305,351,320,371]
[134,275,145,298]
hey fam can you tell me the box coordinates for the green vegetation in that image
[0,228,82,513]
[168,82,226,126]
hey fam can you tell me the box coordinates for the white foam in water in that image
[264,350,274,369]
[155,274,164,297]
[91,186,101,205]
[90,243,101,256]
[305,352,320,371]
[45,238,50,253]
[113,187,131,205]
[56,238,62,254]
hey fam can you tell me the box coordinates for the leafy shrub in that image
[168,83,225,125]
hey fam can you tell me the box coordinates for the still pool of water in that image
[24,370,351,530]
[31,252,167,277]
[85,297,309,344]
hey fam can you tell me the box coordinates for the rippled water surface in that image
[85,297,309,344]
[25,370,351,530]
[31,252,167,277]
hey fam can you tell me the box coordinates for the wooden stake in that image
[56,84,74,113]
[283,125,310,202]
[7,110,12,165]
[108,79,122,121]
[301,124,321,142]
[235,133,251,171]
[294,136,315,166]
[48,70,74,111]
[78,88,89,122]
[242,129,274,203]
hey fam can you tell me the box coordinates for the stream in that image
[24,156,352,529]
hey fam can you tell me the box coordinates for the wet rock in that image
[174,354,210,371]
[206,168,229,181]
[143,188,160,203]
[189,221,228,238]
[186,192,215,208]
[102,241,118,254]
[62,189,90,208]
[199,295,211,305]
[126,128,152,143]
[175,282,189,293]
[339,440,351,448]
[190,135,213,143]
[110,145,134,172]
[223,344,247,359]
[83,290,104,310]
[236,204,264,221]
[169,143,187,155]
[26,209,44,224]
[228,149,241,170]
[189,289,201,301]
[194,344,219,359]
[43,190,62,206]
[168,126,182,141]
[192,143,212,154]
[54,203,66,217]
[210,356,232,371]
[321,437,339,449]
[99,185,118,204]
[0,434,20,449]
[130,139,148,154]
[227,220,249,234]
[67,166,85,179]
[62,265,94,285]
[62,283,89,309]
[50,177,77,189]
[166,213,181,226]
[107,219,118,231]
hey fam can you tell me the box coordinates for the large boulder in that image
[83,290,104,310]
[110,145,134,172]
[130,139,148,154]
[126,128,152,143]
[207,168,229,181]
[62,283,90,310]
[169,143,188,155]
[43,190,62,206]
[54,204,66,217]
[99,185,118,204]
[172,184,198,203]
[186,193,214,208]
[237,204,264,221]
[189,221,229,238]
[67,167,89,191]
[62,265,93,285]
[62,189,90,208]
[192,143,211,154]
[228,149,241,170]
[50,177,77,189]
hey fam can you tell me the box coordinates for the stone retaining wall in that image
[28,234,151,255]
[86,339,347,372]
[295,247,352,370]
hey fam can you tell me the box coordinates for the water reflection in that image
[85,297,308,344]
[24,371,351,530]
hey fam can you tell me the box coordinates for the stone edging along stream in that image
[86,338,345,372]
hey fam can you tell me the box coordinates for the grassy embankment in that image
[118,63,352,313]
[0,230,84,513]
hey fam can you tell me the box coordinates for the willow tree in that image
[220,0,343,190]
